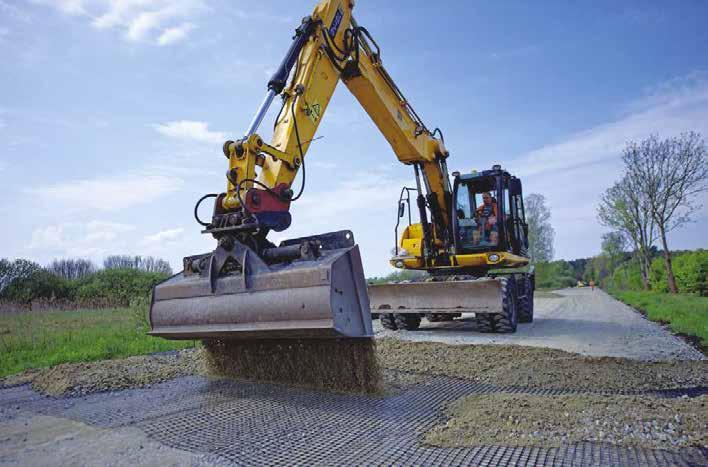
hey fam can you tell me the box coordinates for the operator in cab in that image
[473,192,498,246]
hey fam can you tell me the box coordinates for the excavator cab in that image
[452,165,529,257]
[370,165,533,333]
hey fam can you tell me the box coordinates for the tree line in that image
[0,255,174,306]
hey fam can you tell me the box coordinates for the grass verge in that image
[609,290,707,351]
[0,306,195,378]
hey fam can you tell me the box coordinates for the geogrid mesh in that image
[1,373,706,466]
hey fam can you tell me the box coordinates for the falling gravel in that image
[425,393,708,451]
[202,338,383,394]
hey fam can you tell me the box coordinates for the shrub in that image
[649,250,707,296]
[75,268,169,305]
[674,250,707,296]
[536,261,577,289]
[367,269,427,284]
[606,261,645,291]
[0,269,76,303]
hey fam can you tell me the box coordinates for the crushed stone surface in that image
[376,338,707,392]
[375,288,705,361]
[3,338,705,398]
[425,393,708,451]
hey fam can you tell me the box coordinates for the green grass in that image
[610,290,708,349]
[0,306,195,378]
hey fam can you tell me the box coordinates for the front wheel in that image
[380,313,397,330]
[394,313,421,331]
[518,275,534,323]
[475,276,518,333]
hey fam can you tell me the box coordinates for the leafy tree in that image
[103,255,173,275]
[0,258,42,293]
[525,193,555,263]
[624,132,708,293]
[598,176,656,290]
[601,231,628,272]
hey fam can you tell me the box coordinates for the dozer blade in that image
[149,233,373,340]
[368,277,503,314]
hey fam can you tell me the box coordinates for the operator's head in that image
[482,192,493,205]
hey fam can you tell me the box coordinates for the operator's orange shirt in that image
[475,202,498,219]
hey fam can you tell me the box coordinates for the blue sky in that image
[1,0,707,277]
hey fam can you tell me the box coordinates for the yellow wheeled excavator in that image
[149,0,534,341]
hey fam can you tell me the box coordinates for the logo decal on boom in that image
[304,101,322,123]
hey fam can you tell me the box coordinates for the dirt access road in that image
[1,289,705,466]
[375,287,704,361]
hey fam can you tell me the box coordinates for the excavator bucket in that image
[149,231,373,340]
[368,277,504,315]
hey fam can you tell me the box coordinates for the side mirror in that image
[398,202,406,218]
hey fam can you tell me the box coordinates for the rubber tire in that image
[518,275,534,323]
[394,313,421,331]
[475,276,518,333]
[380,313,397,330]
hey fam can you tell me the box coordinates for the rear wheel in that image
[394,313,421,330]
[518,274,534,323]
[380,313,397,330]
[476,276,518,333]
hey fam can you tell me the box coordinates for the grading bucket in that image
[149,234,373,340]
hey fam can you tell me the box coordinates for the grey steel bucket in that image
[149,244,373,340]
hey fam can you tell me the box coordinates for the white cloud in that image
[141,227,184,245]
[29,220,135,258]
[514,74,708,178]
[40,0,204,45]
[154,120,226,144]
[157,21,194,45]
[32,173,183,212]
[512,72,708,260]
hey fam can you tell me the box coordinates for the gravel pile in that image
[28,350,203,397]
[377,339,707,391]
[425,393,708,451]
